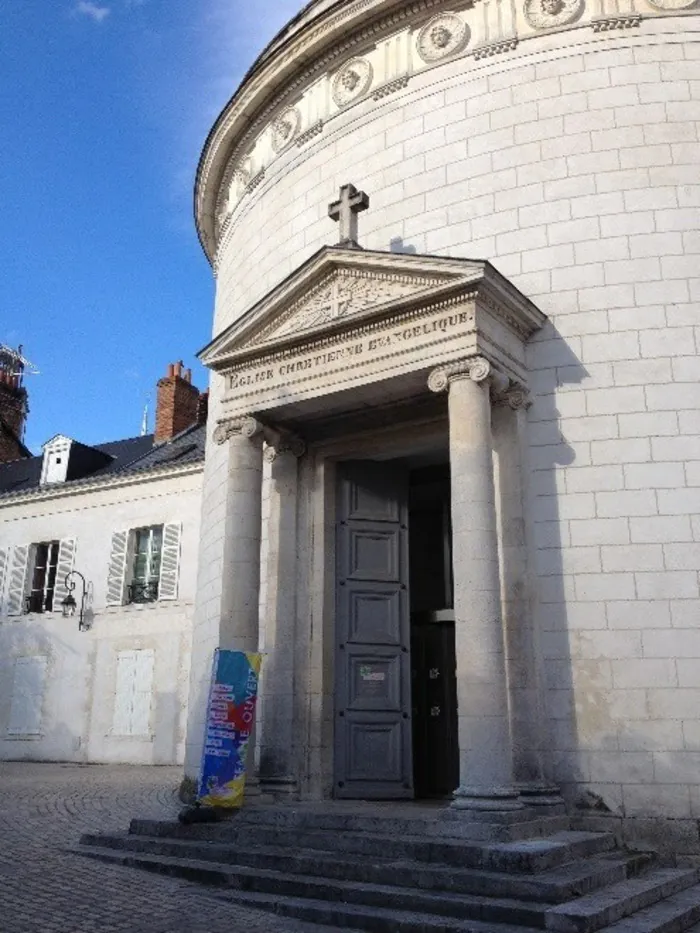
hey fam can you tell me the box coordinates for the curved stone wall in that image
[192,0,700,837]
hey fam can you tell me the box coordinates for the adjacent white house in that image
[0,361,206,765]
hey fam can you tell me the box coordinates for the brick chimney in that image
[154,361,200,444]
[0,348,30,463]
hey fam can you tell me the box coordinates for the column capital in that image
[263,429,306,463]
[428,356,492,394]
[492,382,533,411]
[213,416,263,445]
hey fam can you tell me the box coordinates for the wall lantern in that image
[61,570,90,631]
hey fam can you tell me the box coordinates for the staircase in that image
[74,805,700,932]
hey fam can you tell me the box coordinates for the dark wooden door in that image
[334,461,413,799]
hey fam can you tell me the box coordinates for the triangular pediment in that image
[199,247,495,370]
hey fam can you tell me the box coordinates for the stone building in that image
[184,0,700,851]
[0,348,31,464]
[0,363,206,765]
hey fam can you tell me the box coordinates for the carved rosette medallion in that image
[332,58,373,107]
[524,0,584,29]
[271,108,301,152]
[646,0,696,9]
[417,14,469,62]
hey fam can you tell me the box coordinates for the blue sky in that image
[1,0,301,452]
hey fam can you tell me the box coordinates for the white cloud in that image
[74,1,111,22]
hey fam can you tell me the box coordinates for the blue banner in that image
[198,649,262,808]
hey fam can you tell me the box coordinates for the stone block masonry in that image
[192,0,700,853]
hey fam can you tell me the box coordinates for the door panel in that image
[345,525,401,582]
[347,587,402,645]
[335,461,412,799]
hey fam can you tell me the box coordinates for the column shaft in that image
[259,449,299,794]
[220,431,264,653]
[448,372,521,810]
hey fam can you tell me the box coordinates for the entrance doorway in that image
[334,460,458,800]
[409,466,459,799]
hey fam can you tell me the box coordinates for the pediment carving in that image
[249,267,445,348]
[199,247,547,424]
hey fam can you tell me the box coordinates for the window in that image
[106,523,181,607]
[4,539,75,617]
[128,526,163,604]
[26,541,60,613]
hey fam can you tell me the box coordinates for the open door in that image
[334,461,413,799]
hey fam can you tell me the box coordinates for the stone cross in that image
[328,183,370,249]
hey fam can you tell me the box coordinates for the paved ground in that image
[0,761,340,933]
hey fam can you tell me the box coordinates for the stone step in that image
[212,889,545,932]
[71,846,547,928]
[228,805,568,839]
[130,812,569,844]
[544,870,700,933]
[598,884,700,933]
[74,842,700,933]
[78,832,647,904]
[123,822,615,873]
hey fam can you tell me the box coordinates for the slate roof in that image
[0,423,206,498]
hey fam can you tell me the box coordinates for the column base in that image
[515,781,565,808]
[451,785,524,812]
[260,776,298,798]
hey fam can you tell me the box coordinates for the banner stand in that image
[197,648,262,808]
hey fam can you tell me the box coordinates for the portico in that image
[192,224,551,812]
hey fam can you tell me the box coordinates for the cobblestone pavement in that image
[0,762,341,933]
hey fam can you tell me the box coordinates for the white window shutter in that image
[113,650,136,735]
[106,531,129,606]
[112,649,154,736]
[52,538,76,609]
[131,649,155,736]
[6,546,29,616]
[8,656,47,735]
[0,548,8,614]
[158,523,181,600]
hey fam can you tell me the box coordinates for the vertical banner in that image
[198,649,262,808]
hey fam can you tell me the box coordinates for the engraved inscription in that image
[227,309,473,393]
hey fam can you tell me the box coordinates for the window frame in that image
[26,541,60,614]
[126,525,164,605]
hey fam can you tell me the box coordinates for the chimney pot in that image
[154,360,200,444]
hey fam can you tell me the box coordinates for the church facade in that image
[185,0,700,852]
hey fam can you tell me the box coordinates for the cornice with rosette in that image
[196,0,698,263]
[197,0,444,260]
[428,356,532,408]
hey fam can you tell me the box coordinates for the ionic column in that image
[213,416,265,799]
[492,387,562,807]
[429,357,522,811]
[214,417,265,653]
[258,433,305,796]
[184,414,264,786]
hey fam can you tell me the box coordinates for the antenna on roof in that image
[0,344,40,388]
[140,393,151,436]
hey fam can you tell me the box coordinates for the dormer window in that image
[40,435,72,485]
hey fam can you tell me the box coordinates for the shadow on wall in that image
[526,322,586,806]
[389,236,417,255]
[153,691,180,765]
